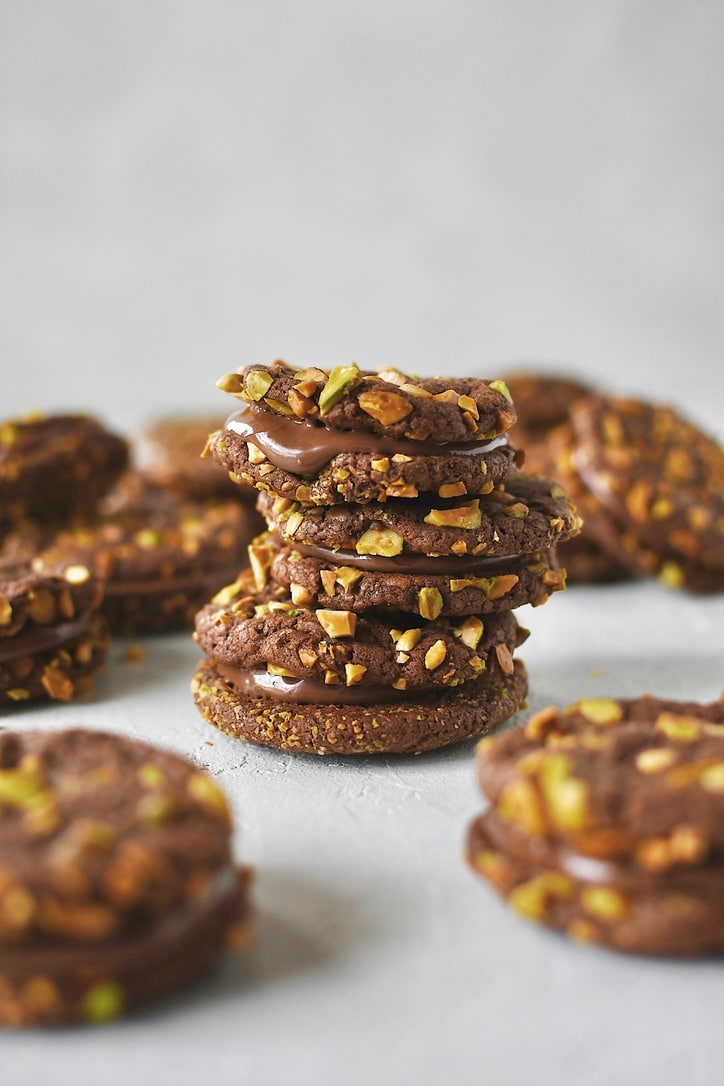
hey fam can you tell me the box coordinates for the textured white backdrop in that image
[1,1,723,435]
[1,5,723,1085]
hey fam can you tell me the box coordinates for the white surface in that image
[2,2,724,1082]
[2,585,724,1086]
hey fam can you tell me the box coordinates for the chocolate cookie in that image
[502,371,592,436]
[0,561,108,704]
[467,693,724,956]
[258,475,581,560]
[33,487,262,634]
[141,415,255,501]
[253,532,565,617]
[0,728,250,1026]
[499,375,631,585]
[195,570,526,690]
[192,654,528,755]
[211,362,520,506]
[208,423,519,507]
[0,414,128,528]
[218,362,517,442]
[570,395,724,589]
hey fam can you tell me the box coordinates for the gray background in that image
[1,4,724,1085]
[1,0,723,433]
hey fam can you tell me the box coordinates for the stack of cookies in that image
[0,413,129,704]
[467,694,724,956]
[191,362,581,755]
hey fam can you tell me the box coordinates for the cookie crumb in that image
[121,643,145,663]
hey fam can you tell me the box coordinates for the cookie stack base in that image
[191,657,528,756]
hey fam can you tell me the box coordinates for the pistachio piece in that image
[335,566,363,590]
[319,569,337,595]
[358,389,412,426]
[580,886,630,921]
[488,379,513,403]
[424,639,447,670]
[290,583,313,607]
[394,628,422,653]
[635,748,677,774]
[318,364,361,415]
[345,663,367,686]
[438,481,467,498]
[288,388,315,418]
[81,980,125,1024]
[216,372,245,396]
[315,609,357,638]
[248,537,276,591]
[456,616,483,650]
[247,442,267,465]
[571,698,623,726]
[186,773,231,826]
[655,712,702,742]
[424,499,481,529]
[417,587,443,620]
[244,370,275,401]
[267,663,298,677]
[355,527,404,557]
[285,511,303,537]
[457,394,480,418]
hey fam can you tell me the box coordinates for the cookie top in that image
[477,694,724,865]
[217,362,517,442]
[195,569,525,691]
[570,395,724,571]
[0,560,103,639]
[258,474,582,559]
[254,532,565,617]
[141,415,252,500]
[0,728,235,946]
[502,371,592,433]
[0,414,129,526]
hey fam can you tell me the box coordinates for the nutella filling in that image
[282,537,532,576]
[225,403,509,475]
[214,662,444,705]
[0,612,94,663]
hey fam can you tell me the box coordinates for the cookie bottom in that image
[0,614,110,705]
[0,866,251,1027]
[191,657,528,755]
[467,813,724,958]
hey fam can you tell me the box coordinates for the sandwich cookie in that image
[467,694,724,956]
[210,362,520,505]
[0,728,250,1026]
[569,395,724,592]
[33,486,261,634]
[0,562,108,705]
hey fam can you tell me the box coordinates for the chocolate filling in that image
[213,662,445,705]
[281,537,531,576]
[225,403,508,475]
[0,612,93,663]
